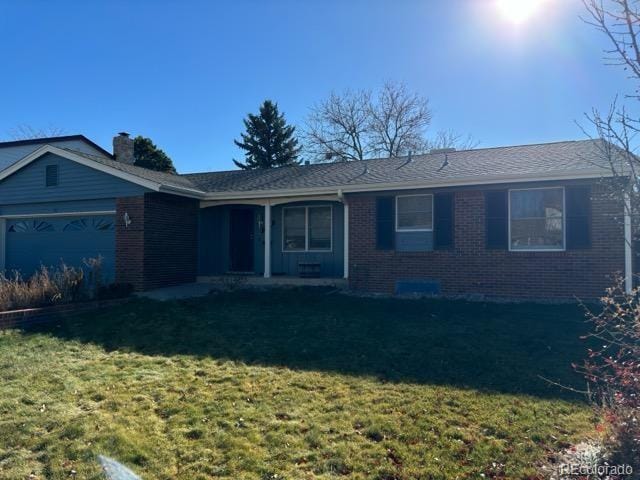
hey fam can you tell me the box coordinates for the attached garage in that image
[4,214,116,280]
[0,137,203,291]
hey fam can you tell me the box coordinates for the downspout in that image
[624,192,633,293]
[337,190,349,279]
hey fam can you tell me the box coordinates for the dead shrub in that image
[218,274,248,291]
[83,255,104,297]
[576,277,640,474]
[0,257,108,311]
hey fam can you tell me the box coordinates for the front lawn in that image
[0,289,597,479]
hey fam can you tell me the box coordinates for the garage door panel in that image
[5,215,115,281]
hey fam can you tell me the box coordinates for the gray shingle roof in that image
[182,140,613,194]
[59,139,614,197]
[62,148,202,192]
[0,136,112,172]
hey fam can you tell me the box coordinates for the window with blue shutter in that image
[45,165,59,187]
[376,196,395,250]
[485,190,508,249]
[434,192,454,249]
[566,186,591,249]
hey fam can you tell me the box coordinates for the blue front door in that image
[5,215,116,281]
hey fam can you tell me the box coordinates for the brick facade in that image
[116,193,199,291]
[115,196,145,289]
[347,181,625,300]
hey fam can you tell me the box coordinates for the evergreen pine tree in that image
[233,100,301,169]
[133,136,176,173]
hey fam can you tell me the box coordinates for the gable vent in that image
[45,164,59,187]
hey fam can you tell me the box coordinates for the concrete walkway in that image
[198,275,348,288]
[138,276,348,301]
[136,283,213,301]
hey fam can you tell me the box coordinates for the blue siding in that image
[396,231,434,252]
[198,201,344,277]
[0,199,116,216]
[0,139,108,172]
[271,201,344,277]
[0,153,148,205]
[0,150,144,283]
[198,205,264,275]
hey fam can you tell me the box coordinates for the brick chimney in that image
[113,132,135,165]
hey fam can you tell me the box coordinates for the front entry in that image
[229,208,255,272]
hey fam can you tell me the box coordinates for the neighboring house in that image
[0,133,628,300]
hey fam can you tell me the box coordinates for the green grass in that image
[0,288,598,479]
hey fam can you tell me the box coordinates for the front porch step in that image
[197,275,348,289]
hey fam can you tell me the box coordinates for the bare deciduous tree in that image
[304,82,477,162]
[368,81,432,157]
[583,0,640,93]
[579,0,640,210]
[579,1,640,466]
[304,89,372,162]
[425,129,480,152]
[7,124,67,140]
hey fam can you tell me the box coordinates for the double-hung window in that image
[283,206,332,251]
[509,187,565,251]
[396,194,433,231]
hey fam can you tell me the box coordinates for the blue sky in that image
[0,0,630,172]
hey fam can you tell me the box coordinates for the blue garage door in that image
[5,215,116,281]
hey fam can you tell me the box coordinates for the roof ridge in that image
[0,134,113,158]
[180,139,595,177]
[429,139,587,155]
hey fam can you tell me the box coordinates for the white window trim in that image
[395,194,434,232]
[508,186,566,252]
[282,205,333,253]
[0,211,116,219]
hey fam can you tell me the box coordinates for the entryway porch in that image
[197,194,349,281]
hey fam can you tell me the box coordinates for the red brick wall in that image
[0,298,130,330]
[143,193,199,290]
[116,196,145,290]
[347,181,625,300]
[116,193,199,291]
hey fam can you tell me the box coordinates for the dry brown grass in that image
[0,263,85,311]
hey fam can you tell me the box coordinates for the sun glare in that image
[496,0,547,24]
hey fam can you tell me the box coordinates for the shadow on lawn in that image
[31,288,592,400]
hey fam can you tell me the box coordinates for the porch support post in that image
[343,201,349,279]
[624,192,633,293]
[264,201,271,278]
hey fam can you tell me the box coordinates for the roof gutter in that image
[158,184,207,199]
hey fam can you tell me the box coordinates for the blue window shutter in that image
[376,196,395,250]
[485,190,508,249]
[45,165,59,187]
[434,192,454,249]
[566,186,591,249]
